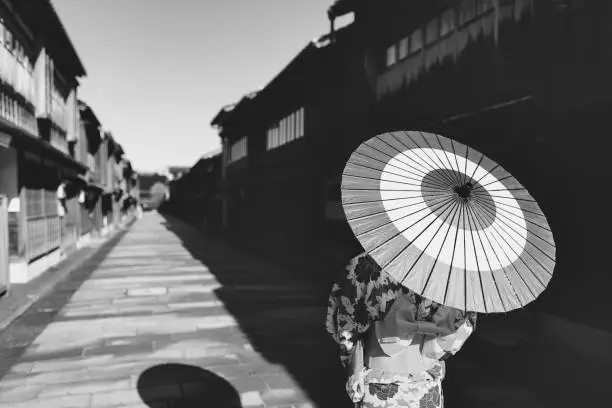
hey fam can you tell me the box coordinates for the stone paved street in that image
[0,212,557,408]
[0,212,350,408]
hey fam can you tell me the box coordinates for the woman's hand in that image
[340,330,355,352]
[422,321,474,360]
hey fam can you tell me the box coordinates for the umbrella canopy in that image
[341,130,556,313]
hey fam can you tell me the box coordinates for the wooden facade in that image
[326,0,612,404]
[0,0,86,280]
[207,0,612,317]
[326,0,612,328]
[210,1,612,402]
[208,25,380,277]
[0,1,137,287]
[165,152,223,231]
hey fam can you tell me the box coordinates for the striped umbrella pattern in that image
[341,130,556,313]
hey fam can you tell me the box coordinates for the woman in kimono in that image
[326,252,477,408]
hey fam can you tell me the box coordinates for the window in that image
[267,107,305,150]
[229,137,247,163]
[288,113,294,142]
[297,108,303,138]
[281,118,287,145]
[386,44,397,67]
[426,18,439,44]
[299,108,305,138]
[440,9,456,36]
[459,0,476,25]
[293,112,298,140]
[398,37,409,59]
[411,29,423,52]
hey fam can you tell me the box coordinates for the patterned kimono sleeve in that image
[422,307,478,361]
[325,252,403,367]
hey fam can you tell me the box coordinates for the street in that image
[0,212,556,408]
[0,212,349,408]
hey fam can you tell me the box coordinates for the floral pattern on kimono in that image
[326,252,477,407]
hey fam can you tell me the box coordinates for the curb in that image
[0,217,138,332]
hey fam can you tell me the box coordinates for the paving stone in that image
[113,305,170,314]
[168,284,222,294]
[90,388,143,407]
[126,287,168,297]
[240,391,266,407]
[30,355,114,373]
[23,369,92,386]
[0,384,43,403]
[112,297,160,306]
[0,374,27,389]
[8,362,36,374]
[86,364,145,382]
[38,378,132,398]
[167,300,224,309]
[3,394,93,408]
[84,342,155,358]
[263,374,301,392]
[260,386,311,406]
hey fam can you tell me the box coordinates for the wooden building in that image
[0,0,87,283]
[165,150,222,231]
[210,24,377,277]
[208,0,612,402]
[77,102,137,239]
[0,0,137,289]
[327,0,612,403]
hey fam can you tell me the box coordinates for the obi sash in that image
[365,295,460,376]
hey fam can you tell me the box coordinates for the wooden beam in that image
[442,95,534,122]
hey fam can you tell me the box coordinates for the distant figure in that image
[135,200,143,219]
[326,253,477,408]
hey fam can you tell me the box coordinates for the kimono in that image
[326,253,477,408]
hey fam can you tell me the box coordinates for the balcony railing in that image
[51,88,68,132]
[49,125,68,155]
[0,29,38,135]
[0,40,36,106]
[0,86,38,135]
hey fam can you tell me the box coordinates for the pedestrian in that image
[136,199,143,219]
[326,252,477,408]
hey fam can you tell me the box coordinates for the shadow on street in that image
[159,213,353,407]
[137,363,243,408]
[0,228,130,380]
[159,213,572,408]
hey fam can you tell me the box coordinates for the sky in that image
[52,0,342,173]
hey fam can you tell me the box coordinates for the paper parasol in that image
[341,131,556,313]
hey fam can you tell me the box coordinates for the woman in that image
[326,252,477,407]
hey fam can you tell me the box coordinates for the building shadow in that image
[159,213,352,407]
[158,213,577,408]
[137,363,242,408]
[0,227,131,379]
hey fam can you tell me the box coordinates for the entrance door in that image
[0,195,9,297]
